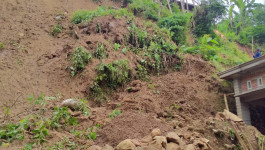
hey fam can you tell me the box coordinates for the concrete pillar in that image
[235,97,251,125]
[233,79,251,125]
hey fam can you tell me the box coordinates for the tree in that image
[193,0,226,37]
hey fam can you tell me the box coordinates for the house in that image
[218,55,265,125]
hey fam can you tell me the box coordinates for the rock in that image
[193,139,210,150]
[88,145,102,150]
[183,144,195,150]
[166,142,181,150]
[166,132,181,144]
[151,129,162,137]
[149,136,167,150]
[115,139,137,150]
[102,144,114,150]
[224,144,236,149]
[140,135,153,143]
[61,99,80,110]
[131,139,147,147]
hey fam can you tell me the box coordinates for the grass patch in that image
[94,43,108,60]
[50,25,62,36]
[0,43,4,50]
[71,6,133,24]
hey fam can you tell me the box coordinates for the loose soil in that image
[0,0,263,149]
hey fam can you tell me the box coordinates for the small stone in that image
[151,128,162,137]
[88,145,102,150]
[166,132,181,144]
[55,16,61,20]
[19,33,24,37]
[115,139,136,150]
[102,144,114,150]
[183,144,195,150]
[140,135,153,143]
[131,139,146,147]
[166,142,181,150]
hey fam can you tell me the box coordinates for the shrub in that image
[158,13,191,45]
[125,23,150,48]
[90,60,131,103]
[50,25,62,36]
[136,65,148,81]
[94,43,108,60]
[0,119,28,142]
[71,46,92,76]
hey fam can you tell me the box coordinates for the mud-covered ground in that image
[0,0,263,149]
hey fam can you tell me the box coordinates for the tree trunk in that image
[167,0,172,14]
[180,0,185,14]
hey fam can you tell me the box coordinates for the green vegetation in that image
[158,13,191,45]
[0,43,4,50]
[94,43,108,60]
[109,109,122,119]
[90,60,131,103]
[181,34,250,71]
[71,7,133,24]
[50,25,63,36]
[49,107,78,129]
[193,0,226,37]
[70,46,92,77]
[0,119,28,142]
[136,65,149,81]
[47,138,78,150]
[114,43,120,51]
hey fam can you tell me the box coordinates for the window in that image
[247,80,252,90]
[257,77,263,87]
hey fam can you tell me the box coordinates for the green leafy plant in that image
[50,25,62,36]
[87,127,97,140]
[94,43,107,60]
[114,43,120,51]
[122,47,127,54]
[70,46,92,76]
[78,99,91,116]
[229,129,236,140]
[0,119,28,142]
[32,122,49,144]
[109,109,122,119]
[27,93,55,106]
[49,107,78,129]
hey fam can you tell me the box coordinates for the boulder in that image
[166,142,181,150]
[88,145,102,150]
[102,144,114,150]
[151,128,162,137]
[115,139,137,150]
[149,136,167,150]
[166,132,181,144]
[183,144,195,150]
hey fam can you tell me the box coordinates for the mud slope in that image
[0,0,263,150]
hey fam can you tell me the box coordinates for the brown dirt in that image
[0,0,263,149]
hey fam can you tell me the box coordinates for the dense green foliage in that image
[193,0,226,37]
[71,46,92,76]
[158,13,191,45]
